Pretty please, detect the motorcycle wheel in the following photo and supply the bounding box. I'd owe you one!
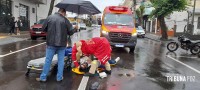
[167,42,179,52]
[190,45,200,55]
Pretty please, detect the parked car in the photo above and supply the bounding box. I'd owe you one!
[136,26,145,38]
[71,22,77,28]
[29,19,46,40]
[71,21,80,31]
[79,23,86,30]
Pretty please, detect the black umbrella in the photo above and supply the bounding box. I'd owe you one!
[55,0,101,15]
[80,1,101,14]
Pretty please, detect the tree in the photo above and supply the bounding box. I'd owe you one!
[133,0,137,25]
[150,0,187,40]
[135,5,145,26]
[48,0,55,16]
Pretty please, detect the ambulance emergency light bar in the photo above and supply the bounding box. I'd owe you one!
[109,6,128,12]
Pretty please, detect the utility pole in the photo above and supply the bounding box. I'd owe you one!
[133,0,136,24]
[191,0,196,34]
[36,4,38,23]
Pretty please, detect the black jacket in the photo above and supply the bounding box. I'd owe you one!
[42,12,75,47]
[17,20,22,28]
[9,18,15,27]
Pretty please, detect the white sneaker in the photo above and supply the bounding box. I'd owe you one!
[115,57,120,63]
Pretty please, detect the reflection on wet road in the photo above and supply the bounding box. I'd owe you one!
[0,27,200,90]
[0,40,45,55]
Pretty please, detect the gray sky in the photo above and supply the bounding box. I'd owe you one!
[85,0,123,12]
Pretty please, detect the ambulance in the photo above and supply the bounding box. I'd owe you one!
[101,6,137,52]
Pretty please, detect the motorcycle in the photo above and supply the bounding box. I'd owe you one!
[167,35,200,55]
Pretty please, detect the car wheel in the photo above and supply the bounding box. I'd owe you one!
[25,69,31,77]
[43,37,46,40]
[129,47,135,53]
[198,53,200,58]
[31,36,37,40]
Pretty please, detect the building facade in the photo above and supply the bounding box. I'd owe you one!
[122,0,200,36]
[0,0,51,33]
[165,0,200,35]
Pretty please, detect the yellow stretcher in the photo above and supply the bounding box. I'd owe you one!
[72,68,85,74]
[72,57,120,74]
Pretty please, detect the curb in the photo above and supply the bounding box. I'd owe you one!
[145,34,175,42]
[0,33,29,39]
[88,27,98,31]
[0,36,7,39]
[145,36,161,42]
[0,37,28,46]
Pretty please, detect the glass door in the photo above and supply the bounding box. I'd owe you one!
[19,4,29,31]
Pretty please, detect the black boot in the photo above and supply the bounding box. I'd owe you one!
[105,70,111,75]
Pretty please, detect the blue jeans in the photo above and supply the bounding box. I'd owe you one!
[40,46,65,81]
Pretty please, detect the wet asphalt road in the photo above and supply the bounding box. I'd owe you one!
[0,27,200,90]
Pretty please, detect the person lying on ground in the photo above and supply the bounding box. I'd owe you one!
[72,37,112,77]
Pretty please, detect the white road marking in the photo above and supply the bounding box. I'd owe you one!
[167,55,200,74]
[0,42,46,58]
[78,76,89,90]
[169,55,198,59]
[0,55,3,58]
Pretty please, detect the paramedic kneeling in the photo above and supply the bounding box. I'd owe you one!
[72,37,112,76]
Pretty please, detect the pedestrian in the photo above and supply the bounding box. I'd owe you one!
[8,17,15,35]
[36,8,78,82]
[16,17,22,35]
[72,56,120,75]
[72,37,112,77]
[97,18,101,25]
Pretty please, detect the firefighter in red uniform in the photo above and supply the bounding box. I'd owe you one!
[72,37,112,76]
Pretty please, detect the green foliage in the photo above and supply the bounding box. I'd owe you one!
[83,19,92,27]
[136,5,145,18]
[149,0,188,39]
[135,5,145,25]
[150,0,188,18]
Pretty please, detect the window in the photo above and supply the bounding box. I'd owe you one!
[198,17,200,29]
[104,14,134,27]
[0,0,12,25]
[32,8,35,13]
[36,19,46,24]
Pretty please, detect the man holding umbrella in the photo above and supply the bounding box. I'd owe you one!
[36,8,78,82]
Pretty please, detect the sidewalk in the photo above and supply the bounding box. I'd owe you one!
[0,31,30,45]
[0,26,98,39]
[0,27,97,46]
[145,33,176,42]
[0,31,30,39]
[145,33,162,42]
